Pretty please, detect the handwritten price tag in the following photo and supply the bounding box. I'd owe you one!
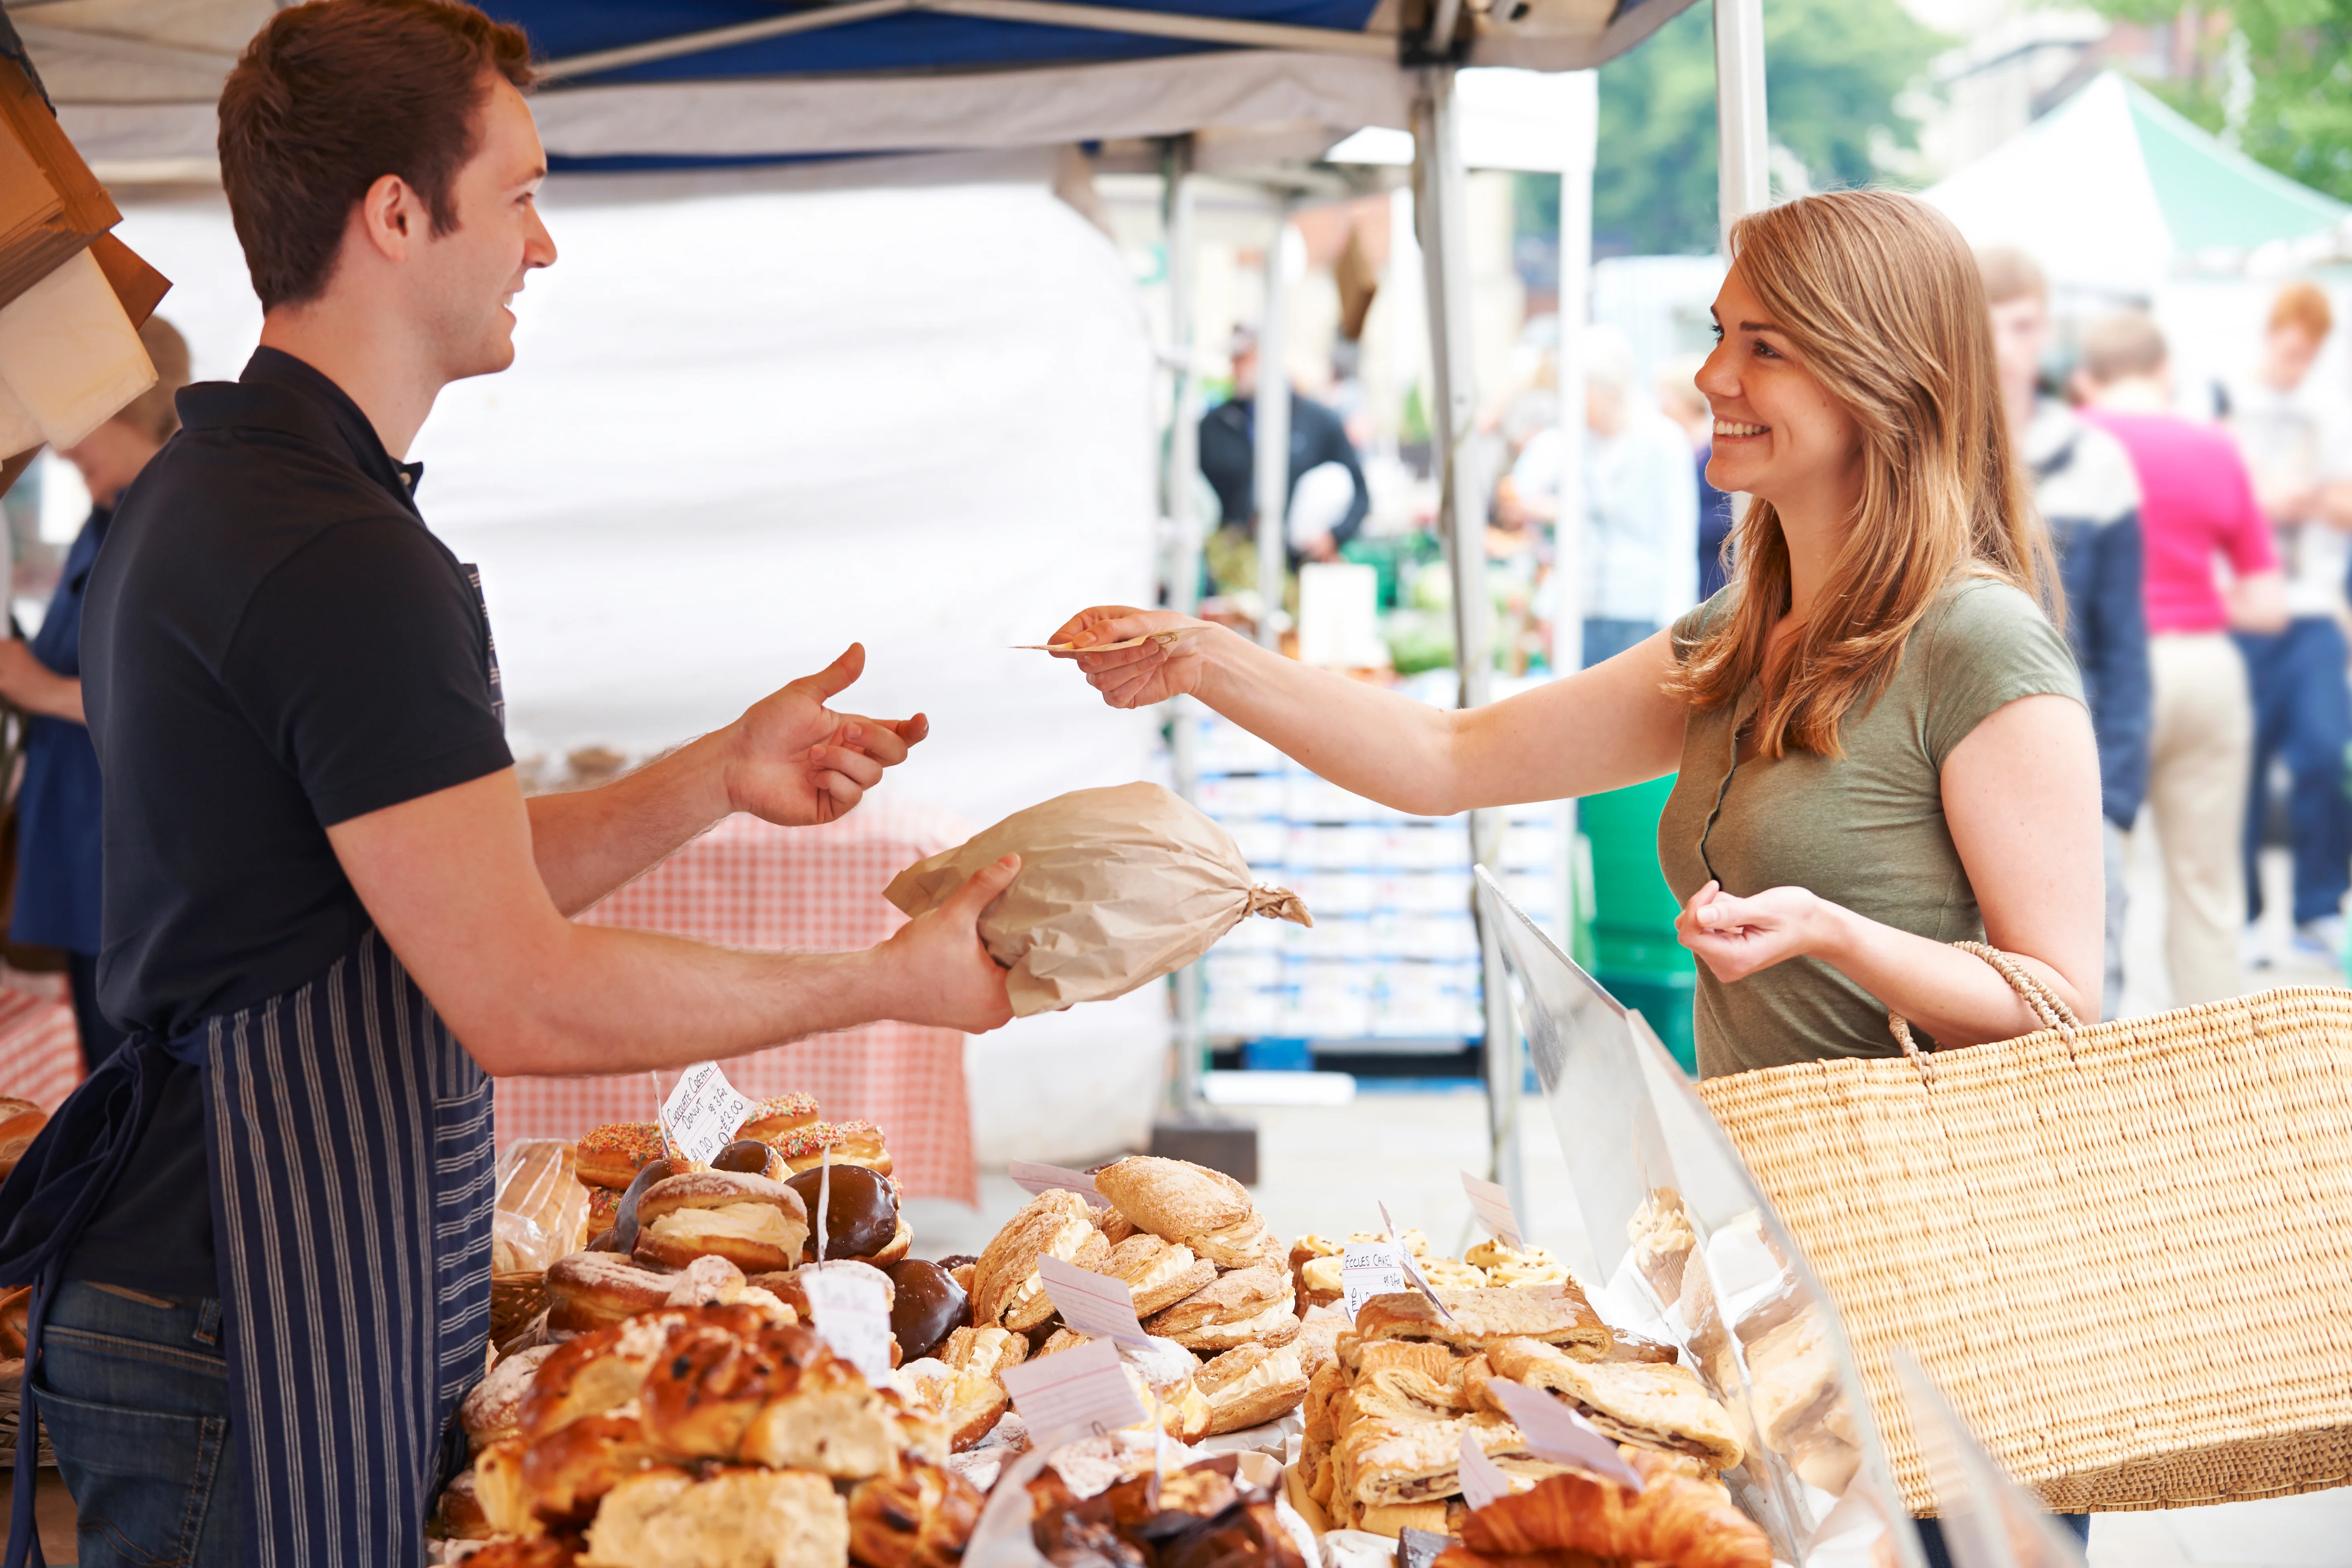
[1038,1255,1151,1348]
[1008,1161,1109,1207]
[1341,1241,1408,1322]
[1486,1379,1644,1491]
[661,1062,752,1166]
[1460,1171,1524,1250]
[999,1338,1147,1451]
[1379,1202,1456,1320]
[1458,1430,1511,1509]
[799,1265,895,1384]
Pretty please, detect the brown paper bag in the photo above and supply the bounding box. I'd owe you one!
[882,781,1311,1016]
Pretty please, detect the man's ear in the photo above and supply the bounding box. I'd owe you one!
[354,172,423,265]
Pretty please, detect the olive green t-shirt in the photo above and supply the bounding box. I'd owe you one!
[1658,577,2084,1078]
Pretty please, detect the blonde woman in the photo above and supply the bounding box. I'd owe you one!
[1048,190,2104,1071]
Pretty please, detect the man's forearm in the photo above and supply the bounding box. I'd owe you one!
[528,733,734,915]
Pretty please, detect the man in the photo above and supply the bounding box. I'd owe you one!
[0,4,1015,1564]
[2224,281,2352,965]
[1197,326,1369,564]
[1575,329,1696,667]
[0,317,188,1070]
[1654,353,1735,599]
[2077,310,2286,1007]
[1978,248,2148,1020]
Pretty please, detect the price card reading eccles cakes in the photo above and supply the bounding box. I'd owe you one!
[661,1062,753,1166]
[1378,1202,1457,1321]
[1000,1338,1147,1451]
[1340,1242,1408,1322]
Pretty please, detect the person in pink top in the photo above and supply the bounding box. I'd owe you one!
[2077,310,2287,1004]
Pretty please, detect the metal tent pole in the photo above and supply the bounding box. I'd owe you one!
[1713,0,1769,246]
[1162,138,1207,1119]
[1413,66,1523,1218]
[1252,200,1294,649]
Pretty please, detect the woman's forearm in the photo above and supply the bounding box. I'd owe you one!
[1812,900,2081,1047]
[1190,627,1470,816]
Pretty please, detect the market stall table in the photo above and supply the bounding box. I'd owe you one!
[492,797,981,1202]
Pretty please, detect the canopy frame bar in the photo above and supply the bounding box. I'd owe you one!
[535,0,1394,82]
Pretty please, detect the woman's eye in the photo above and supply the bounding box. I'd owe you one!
[1752,340,1779,359]
[1709,323,1725,342]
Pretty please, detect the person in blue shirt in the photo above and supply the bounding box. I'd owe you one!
[0,316,187,1070]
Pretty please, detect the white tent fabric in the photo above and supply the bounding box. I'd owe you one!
[103,163,1175,1163]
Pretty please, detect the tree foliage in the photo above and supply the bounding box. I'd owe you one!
[2083,0,2352,200]
[1541,0,1943,256]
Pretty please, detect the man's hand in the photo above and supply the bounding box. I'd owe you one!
[0,639,83,723]
[870,854,1021,1032]
[721,643,929,826]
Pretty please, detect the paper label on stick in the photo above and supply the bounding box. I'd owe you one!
[661,1062,752,1166]
[1037,1255,1150,1348]
[1486,1379,1644,1491]
[1460,1171,1524,1250]
[1008,1161,1108,1207]
[999,1338,1147,1452]
[1458,1430,1510,1510]
[1341,1242,1408,1322]
[799,1264,895,1384]
[1379,1202,1456,1319]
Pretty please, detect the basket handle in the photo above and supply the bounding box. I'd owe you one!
[1887,940,2082,1082]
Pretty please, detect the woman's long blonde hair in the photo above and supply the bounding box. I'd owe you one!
[1662,190,2053,759]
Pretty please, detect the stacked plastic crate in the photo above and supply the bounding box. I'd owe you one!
[1192,706,1571,1052]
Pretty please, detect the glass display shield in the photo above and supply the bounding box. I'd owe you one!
[1475,866,1922,1568]
[1892,1351,2089,1568]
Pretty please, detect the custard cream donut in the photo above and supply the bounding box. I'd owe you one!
[633,1171,810,1274]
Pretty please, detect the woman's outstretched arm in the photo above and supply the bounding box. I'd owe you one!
[1050,606,1689,816]
[1677,693,2105,1038]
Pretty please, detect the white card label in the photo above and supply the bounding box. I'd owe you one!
[1379,1201,1456,1320]
[1000,1338,1147,1451]
[1341,1241,1408,1322]
[1008,1161,1108,1207]
[1486,1379,1644,1491]
[800,1265,895,1385]
[1037,1254,1150,1348]
[1458,1430,1510,1510]
[661,1062,752,1166]
[1460,1171,1524,1250]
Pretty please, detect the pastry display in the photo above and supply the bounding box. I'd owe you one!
[712,1138,786,1180]
[896,1324,1027,1449]
[548,1253,693,1334]
[785,1164,910,1266]
[970,1188,1111,1333]
[1355,1282,1610,1358]
[1099,1233,1218,1317]
[574,1123,673,1191]
[1197,1341,1310,1435]
[1289,1234,1343,1312]
[1432,1448,1772,1568]
[1094,1155,1277,1268]
[881,1259,969,1364]
[1143,1261,1300,1352]
[1031,1327,1213,1442]
[1481,1337,1744,1476]
[632,1170,810,1274]
[738,1092,823,1142]
[495,1141,596,1273]
[582,1467,847,1568]
[463,1343,561,1450]
[846,1459,982,1568]
[1629,1187,1698,1306]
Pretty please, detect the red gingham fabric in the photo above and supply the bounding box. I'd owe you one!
[0,968,82,1110]
[493,798,978,1202]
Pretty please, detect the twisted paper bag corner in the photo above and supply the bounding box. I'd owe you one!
[1247,885,1313,928]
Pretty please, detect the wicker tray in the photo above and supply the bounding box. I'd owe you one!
[1699,984,2352,1512]
[489,1270,548,1348]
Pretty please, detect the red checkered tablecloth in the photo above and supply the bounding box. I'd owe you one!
[0,968,81,1110]
[493,797,979,1202]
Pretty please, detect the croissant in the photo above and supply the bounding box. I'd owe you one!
[1461,1451,1770,1568]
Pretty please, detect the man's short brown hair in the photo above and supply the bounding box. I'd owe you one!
[115,317,192,444]
[2079,310,2168,384]
[2270,281,2334,343]
[1975,246,2047,308]
[217,0,532,311]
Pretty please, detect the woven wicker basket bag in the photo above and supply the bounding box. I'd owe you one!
[1696,947,2352,1513]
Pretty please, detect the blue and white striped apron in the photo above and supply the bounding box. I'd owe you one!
[0,568,507,1568]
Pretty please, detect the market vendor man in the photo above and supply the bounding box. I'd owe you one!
[0,2,1018,1564]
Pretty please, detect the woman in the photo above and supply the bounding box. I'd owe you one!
[0,316,189,1070]
[1051,189,2102,1073]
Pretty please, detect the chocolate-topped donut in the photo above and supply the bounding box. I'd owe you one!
[785,1163,898,1260]
[605,1157,678,1253]
[711,1139,782,1179]
[884,1258,970,1363]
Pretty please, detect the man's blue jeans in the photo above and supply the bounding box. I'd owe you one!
[2235,617,2352,926]
[34,1281,239,1568]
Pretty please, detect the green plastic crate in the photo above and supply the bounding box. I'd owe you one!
[1580,775,1697,1074]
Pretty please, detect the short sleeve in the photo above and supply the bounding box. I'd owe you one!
[1921,579,2085,771]
[222,516,513,826]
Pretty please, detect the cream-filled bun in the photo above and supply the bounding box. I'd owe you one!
[633,1170,809,1273]
[1100,1235,1218,1319]
[972,1189,1111,1333]
[1143,1262,1298,1351]
[1197,1341,1310,1434]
